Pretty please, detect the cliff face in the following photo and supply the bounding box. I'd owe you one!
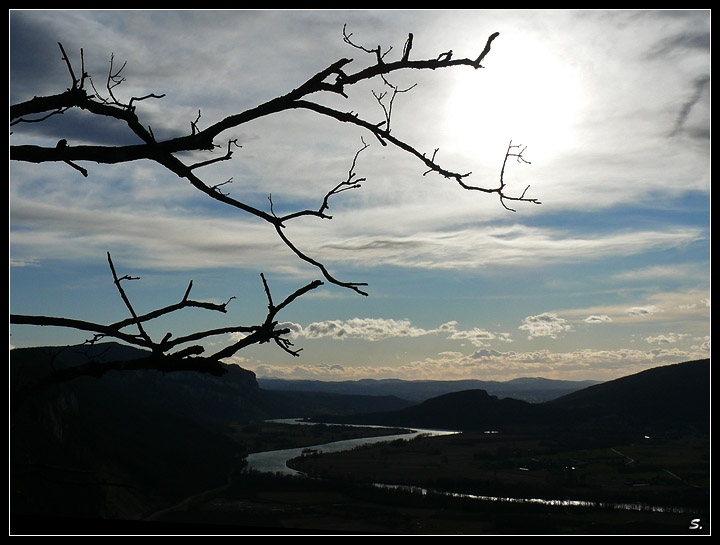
[10,343,259,520]
[11,342,262,429]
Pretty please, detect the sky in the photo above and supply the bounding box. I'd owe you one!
[9,9,710,383]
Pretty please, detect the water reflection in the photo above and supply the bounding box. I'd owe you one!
[242,419,694,515]
[244,419,458,477]
[374,484,694,514]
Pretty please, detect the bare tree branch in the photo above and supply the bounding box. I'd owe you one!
[208,275,324,360]
[10,313,154,349]
[10,255,324,391]
[10,27,539,391]
[106,252,153,348]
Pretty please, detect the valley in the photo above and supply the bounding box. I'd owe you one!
[135,428,711,535]
[9,344,710,535]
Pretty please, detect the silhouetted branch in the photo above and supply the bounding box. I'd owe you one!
[208,275,324,360]
[372,75,417,134]
[10,29,538,294]
[278,138,369,223]
[454,140,541,212]
[476,32,500,65]
[106,252,152,347]
[10,256,323,389]
[10,27,542,395]
[58,42,84,90]
[108,284,235,333]
[10,314,154,349]
[189,139,241,170]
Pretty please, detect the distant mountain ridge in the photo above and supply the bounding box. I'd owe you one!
[259,375,601,403]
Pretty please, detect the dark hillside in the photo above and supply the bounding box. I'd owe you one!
[316,359,710,439]
[10,342,413,521]
[547,358,710,435]
[312,388,563,432]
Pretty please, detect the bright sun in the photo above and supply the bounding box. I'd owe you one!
[444,34,585,164]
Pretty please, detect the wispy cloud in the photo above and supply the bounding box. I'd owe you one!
[611,263,709,282]
[557,289,710,326]
[12,186,705,275]
[670,74,710,138]
[317,224,705,271]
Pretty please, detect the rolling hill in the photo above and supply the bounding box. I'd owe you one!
[547,358,710,435]
[313,359,710,439]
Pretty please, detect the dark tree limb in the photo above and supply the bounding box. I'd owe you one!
[11,254,323,394]
[10,31,537,292]
[10,314,154,349]
[106,252,153,348]
[10,28,538,393]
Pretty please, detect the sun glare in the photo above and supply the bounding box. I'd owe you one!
[444,34,585,163]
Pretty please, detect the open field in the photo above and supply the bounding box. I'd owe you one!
[288,431,709,511]
[143,429,709,535]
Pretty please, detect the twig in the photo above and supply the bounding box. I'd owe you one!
[106,252,152,346]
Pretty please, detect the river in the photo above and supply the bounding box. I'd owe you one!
[242,419,695,515]
[243,418,458,476]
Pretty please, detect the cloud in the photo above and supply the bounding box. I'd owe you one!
[10,11,709,281]
[646,25,710,59]
[611,263,708,282]
[645,333,688,345]
[9,194,295,272]
[556,289,710,325]
[625,305,662,316]
[252,361,348,380]
[289,318,434,342]
[9,257,39,267]
[518,313,573,339]
[467,348,505,359]
[446,327,506,347]
[275,322,304,337]
[584,315,612,324]
[11,187,705,274]
[280,317,511,347]
[670,74,710,138]
[249,344,709,382]
[317,224,705,272]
